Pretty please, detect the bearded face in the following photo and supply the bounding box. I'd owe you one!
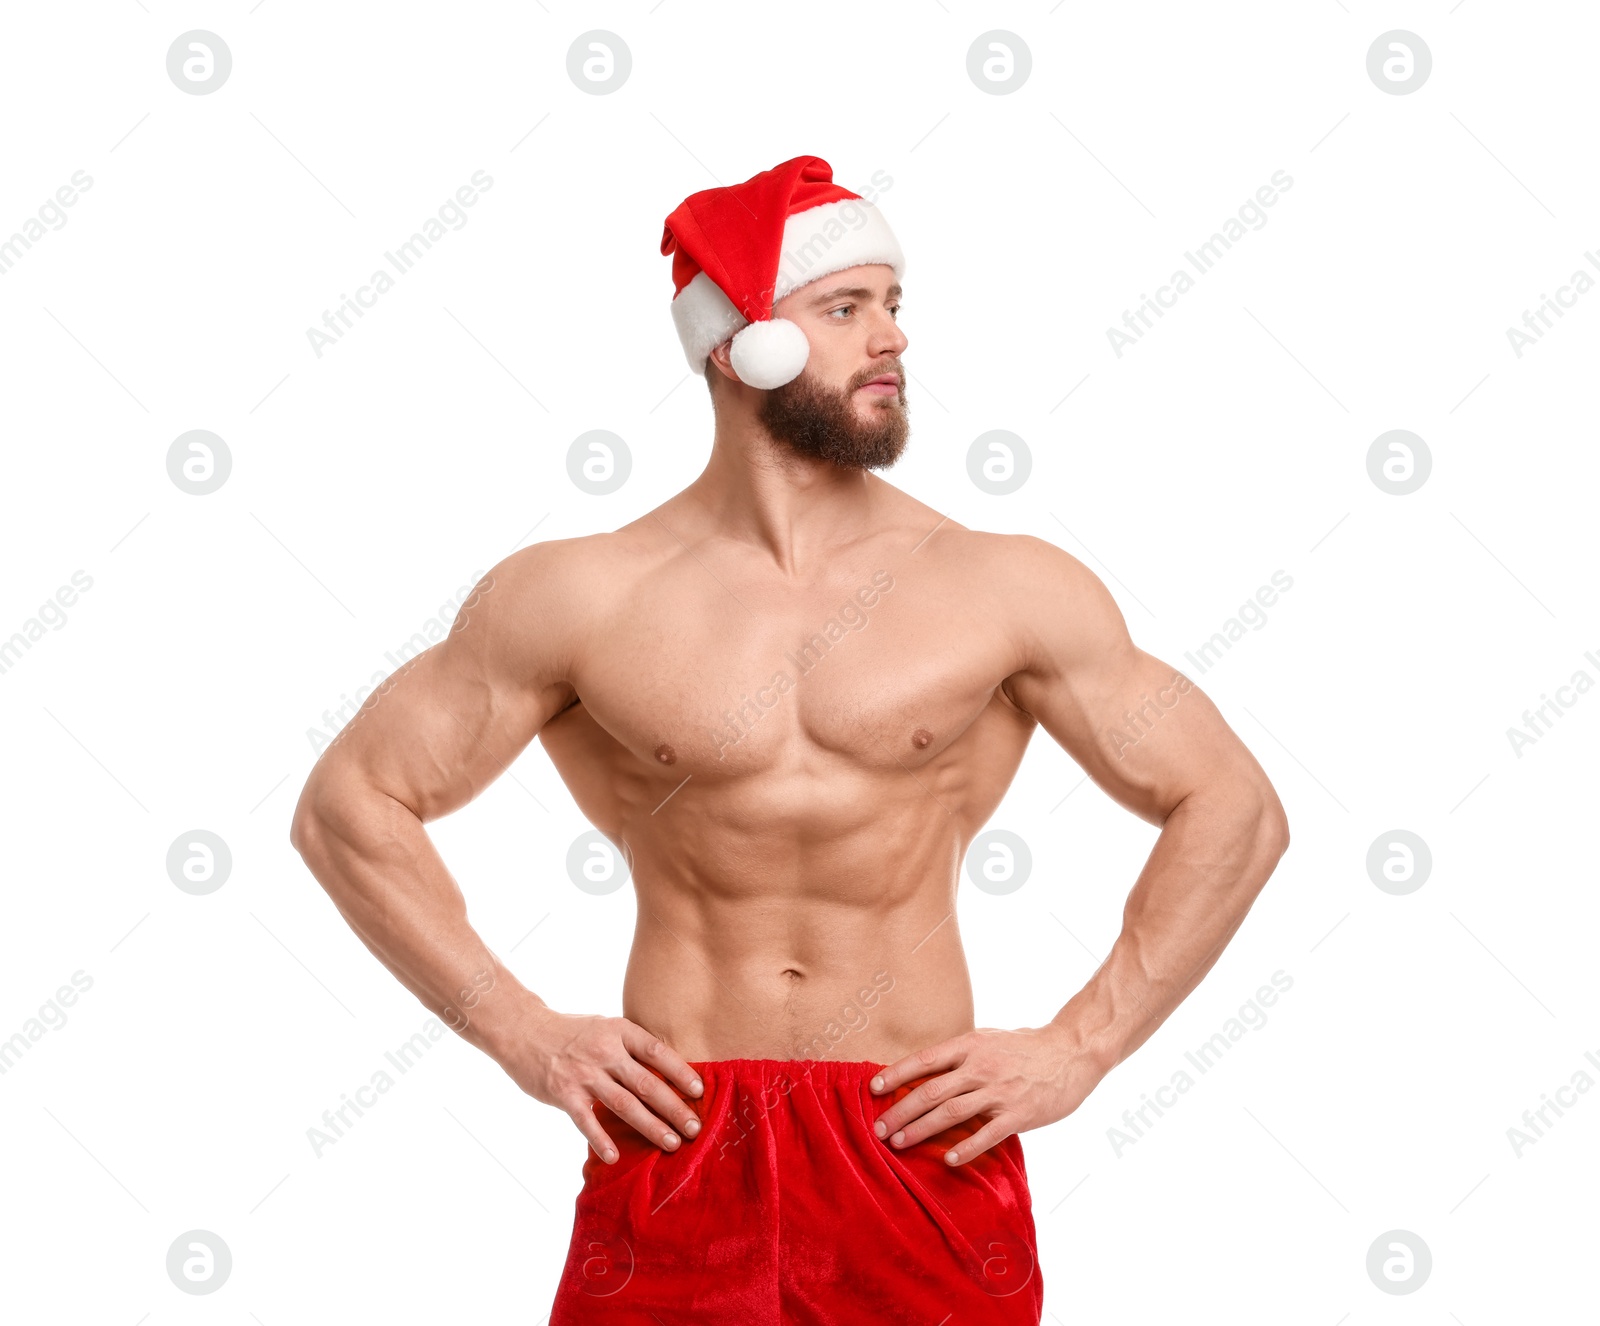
[755,359,910,472]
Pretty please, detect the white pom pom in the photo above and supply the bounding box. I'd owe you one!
[729,318,810,389]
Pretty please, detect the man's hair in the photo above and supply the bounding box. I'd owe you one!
[703,354,718,401]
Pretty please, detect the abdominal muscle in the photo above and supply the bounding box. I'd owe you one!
[615,805,979,1064]
[621,889,977,1064]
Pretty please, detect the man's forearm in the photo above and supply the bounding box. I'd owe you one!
[289,783,549,1064]
[1048,786,1289,1075]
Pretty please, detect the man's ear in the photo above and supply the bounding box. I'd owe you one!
[706,341,741,390]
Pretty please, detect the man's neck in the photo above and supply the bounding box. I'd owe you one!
[678,416,883,578]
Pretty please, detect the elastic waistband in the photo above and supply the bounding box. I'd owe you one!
[684,1057,887,1079]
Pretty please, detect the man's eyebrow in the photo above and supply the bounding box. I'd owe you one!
[805,282,903,308]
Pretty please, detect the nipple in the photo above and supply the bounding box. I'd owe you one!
[654,743,677,765]
[911,728,933,749]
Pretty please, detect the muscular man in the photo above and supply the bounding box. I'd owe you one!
[290,156,1289,1323]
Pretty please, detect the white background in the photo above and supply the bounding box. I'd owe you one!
[1,2,1595,1321]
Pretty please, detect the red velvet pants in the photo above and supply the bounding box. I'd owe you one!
[548,1057,1043,1323]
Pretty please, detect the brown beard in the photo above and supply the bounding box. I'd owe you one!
[756,364,910,471]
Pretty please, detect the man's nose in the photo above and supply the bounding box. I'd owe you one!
[870,310,908,358]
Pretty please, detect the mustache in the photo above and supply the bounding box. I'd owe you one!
[852,365,904,389]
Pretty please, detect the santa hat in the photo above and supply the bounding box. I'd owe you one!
[661,155,905,390]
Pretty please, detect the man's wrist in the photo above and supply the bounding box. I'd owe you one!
[458,983,556,1064]
[1043,1012,1124,1080]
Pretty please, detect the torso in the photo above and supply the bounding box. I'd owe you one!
[536,483,1039,1062]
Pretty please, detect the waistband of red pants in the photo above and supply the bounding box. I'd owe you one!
[684,1057,887,1075]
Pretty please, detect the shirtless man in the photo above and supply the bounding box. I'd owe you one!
[289,156,1289,1323]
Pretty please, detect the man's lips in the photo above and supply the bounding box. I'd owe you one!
[858,374,901,395]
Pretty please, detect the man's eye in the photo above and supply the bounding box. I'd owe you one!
[828,306,852,319]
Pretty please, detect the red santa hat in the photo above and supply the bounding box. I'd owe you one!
[661,155,906,389]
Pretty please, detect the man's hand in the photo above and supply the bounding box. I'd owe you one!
[867,1025,1104,1166]
[507,1009,706,1164]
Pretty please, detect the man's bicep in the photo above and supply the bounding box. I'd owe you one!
[1004,543,1243,826]
[307,556,575,823]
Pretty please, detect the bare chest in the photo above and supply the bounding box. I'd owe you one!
[563,565,1018,780]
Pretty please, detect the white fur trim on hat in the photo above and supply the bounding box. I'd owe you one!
[671,197,905,376]
[729,318,811,389]
[669,271,747,375]
[771,197,905,304]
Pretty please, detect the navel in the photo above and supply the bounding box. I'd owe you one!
[911,727,934,749]
[654,743,677,765]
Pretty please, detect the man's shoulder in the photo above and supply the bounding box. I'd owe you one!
[916,524,1127,680]
[482,514,698,627]
[443,529,655,685]
[495,527,645,581]
[916,520,1096,595]
[850,478,1106,607]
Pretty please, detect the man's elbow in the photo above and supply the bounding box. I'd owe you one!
[288,768,340,861]
[288,782,322,860]
[289,769,411,869]
[1256,788,1290,861]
